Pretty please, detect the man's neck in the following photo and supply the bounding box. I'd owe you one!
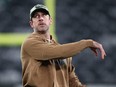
[34,31,50,40]
[44,32,50,40]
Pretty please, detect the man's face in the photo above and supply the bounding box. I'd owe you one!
[30,11,52,33]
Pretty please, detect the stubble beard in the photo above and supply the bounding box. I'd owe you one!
[36,26,49,34]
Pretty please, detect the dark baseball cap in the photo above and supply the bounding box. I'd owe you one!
[30,4,50,19]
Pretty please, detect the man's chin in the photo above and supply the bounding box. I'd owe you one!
[37,29,48,34]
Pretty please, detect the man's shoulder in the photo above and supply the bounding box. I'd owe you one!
[25,33,43,41]
[21,34,45,51]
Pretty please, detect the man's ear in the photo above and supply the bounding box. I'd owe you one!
[50,17,52,25]
[29,20,34,28]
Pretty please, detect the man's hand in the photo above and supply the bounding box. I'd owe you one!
[90,41,106,59]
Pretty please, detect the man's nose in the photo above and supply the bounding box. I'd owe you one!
[39,16,44,21]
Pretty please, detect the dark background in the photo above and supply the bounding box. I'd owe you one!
[0,0,116,87]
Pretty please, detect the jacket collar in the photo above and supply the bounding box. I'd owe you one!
[31,32,53,41]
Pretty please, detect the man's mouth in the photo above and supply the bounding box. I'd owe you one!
[39,23,45,25]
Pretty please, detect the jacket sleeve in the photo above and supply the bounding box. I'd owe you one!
[22,38,93,60]
[68,58,86,87]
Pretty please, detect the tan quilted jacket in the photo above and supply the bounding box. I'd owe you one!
[21,32,93,87]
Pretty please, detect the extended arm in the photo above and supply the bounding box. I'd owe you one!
[23,38,106,60]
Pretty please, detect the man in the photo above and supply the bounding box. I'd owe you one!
[21,4,106,87]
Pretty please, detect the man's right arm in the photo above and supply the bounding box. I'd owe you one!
[22,38,105,60]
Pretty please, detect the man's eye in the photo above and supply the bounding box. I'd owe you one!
[33,15,38,18]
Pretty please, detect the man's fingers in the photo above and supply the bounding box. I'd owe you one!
[90,47,98,56]
[92,41,106,59]
[99,45,106,59]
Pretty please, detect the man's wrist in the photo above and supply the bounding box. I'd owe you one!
[81,39,94,47]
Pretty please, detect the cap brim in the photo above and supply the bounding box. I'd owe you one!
[30,8,50,19]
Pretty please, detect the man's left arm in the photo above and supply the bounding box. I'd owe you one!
[68,58,86,87]
[69,68,86,87]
